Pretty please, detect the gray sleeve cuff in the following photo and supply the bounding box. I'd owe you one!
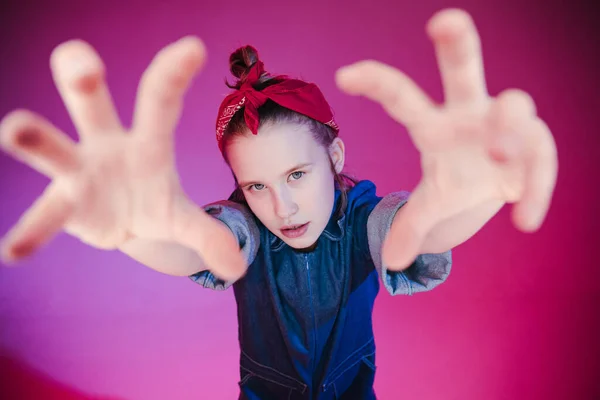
[367,191,452,296]
[189,200,260,291]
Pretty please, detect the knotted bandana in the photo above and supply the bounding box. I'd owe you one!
[215,61,339,153]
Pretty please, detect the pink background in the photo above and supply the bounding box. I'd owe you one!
[1,0,598,399]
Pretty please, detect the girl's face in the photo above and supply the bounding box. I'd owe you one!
[227,122,345,250]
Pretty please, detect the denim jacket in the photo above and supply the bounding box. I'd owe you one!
[190,180,452,399]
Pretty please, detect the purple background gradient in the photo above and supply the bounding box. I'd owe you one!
[1,0,598,399]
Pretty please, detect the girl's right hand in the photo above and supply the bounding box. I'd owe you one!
[0,37,247,281]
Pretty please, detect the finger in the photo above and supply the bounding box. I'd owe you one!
[50,40,122,139]
[0,109,80,178]
[381,191,437,270]
[133,36,206,142]
[1,182,74,264]
[511,118,558,232]
[335,60,435,129]
[487,89,537,163]
[426,9,488,104]
[170,200,247,281]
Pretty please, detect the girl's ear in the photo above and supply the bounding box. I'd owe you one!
[329,137,346,174]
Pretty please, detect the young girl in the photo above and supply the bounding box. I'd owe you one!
[0,8,557,400]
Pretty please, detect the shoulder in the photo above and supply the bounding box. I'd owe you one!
[203,199,261,264]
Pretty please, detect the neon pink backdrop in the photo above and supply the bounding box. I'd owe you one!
[1,0,598,399]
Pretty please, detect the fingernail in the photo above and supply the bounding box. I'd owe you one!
[336,66,354,80]
[0,245,16,266]
[64,55,102,93]
[66,54,93,76]
[522,205,543,232]
[0,253,13,265]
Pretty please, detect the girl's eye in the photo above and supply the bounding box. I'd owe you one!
[247,172,303,192]
[290,171,304,180]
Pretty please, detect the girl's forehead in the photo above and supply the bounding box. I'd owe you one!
[232,124,321,162]
[228,124,325,179]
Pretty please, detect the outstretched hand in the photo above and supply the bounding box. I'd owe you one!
[335,9,558,269]
[0,37,246,280]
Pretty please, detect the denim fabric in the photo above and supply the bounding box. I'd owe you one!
[190,180,452,399]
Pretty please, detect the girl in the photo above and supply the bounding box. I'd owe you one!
[0,8,557,400]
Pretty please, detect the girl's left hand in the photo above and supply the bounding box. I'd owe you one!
[335,8,558,268]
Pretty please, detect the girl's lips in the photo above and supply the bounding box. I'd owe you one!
[281,222,309,238]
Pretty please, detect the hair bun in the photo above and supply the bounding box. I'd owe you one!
[228,45,260,87]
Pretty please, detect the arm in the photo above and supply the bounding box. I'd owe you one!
[336,9,557,271]
[367,191,452,296]
[119,235,209,277]
[402,198,505,255]
[120,200,260,289]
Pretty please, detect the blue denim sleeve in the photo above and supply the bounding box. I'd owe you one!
[366,191,452,296]
[188,200,260,291]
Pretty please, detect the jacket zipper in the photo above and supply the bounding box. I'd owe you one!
[305,253,318,374]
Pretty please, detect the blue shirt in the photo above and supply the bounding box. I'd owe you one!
[190,180,452,399]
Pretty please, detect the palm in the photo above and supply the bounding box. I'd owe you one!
[336,9,557,265]
[61,133,181,248]
[411,105,526,215]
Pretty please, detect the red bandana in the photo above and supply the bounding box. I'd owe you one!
[215,61,339,153]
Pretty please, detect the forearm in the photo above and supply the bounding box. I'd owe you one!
[414,199,505,254]
[118,236,207,277]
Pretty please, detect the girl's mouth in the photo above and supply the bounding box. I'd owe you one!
[281,222,309,238]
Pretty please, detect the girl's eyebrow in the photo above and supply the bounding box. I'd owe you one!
[238,162,313,188]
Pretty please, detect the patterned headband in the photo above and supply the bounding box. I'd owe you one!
[215,61,339,154]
